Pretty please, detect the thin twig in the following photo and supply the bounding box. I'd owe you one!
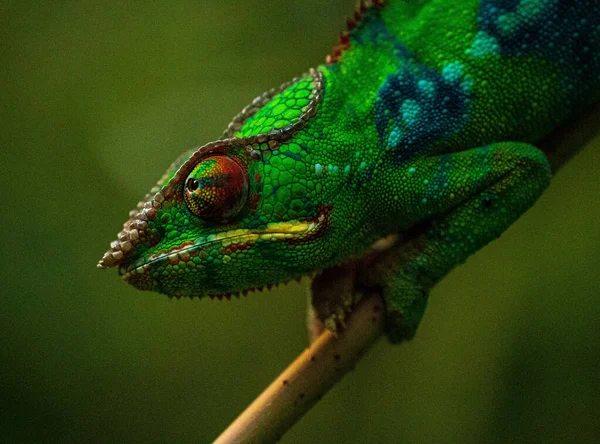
[214,292,384,444]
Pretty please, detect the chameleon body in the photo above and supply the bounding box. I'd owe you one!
[99,0,600,342]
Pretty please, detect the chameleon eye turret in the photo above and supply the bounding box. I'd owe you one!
[184,155,249,221]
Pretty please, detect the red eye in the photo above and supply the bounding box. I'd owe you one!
[184,155,248,221]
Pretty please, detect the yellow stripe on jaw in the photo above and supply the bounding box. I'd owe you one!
[213,219,316,246]
[264,220,313,234]
[124,219,319,278]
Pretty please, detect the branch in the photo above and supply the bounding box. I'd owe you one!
[214,292,384,444]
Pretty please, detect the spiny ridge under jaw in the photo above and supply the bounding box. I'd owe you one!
[168,274,315,301]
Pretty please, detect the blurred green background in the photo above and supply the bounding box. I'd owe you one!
[1,1,599,443]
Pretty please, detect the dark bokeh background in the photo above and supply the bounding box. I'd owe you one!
[1,1,599,442]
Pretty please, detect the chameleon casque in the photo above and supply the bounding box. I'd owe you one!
[99,0,600,342]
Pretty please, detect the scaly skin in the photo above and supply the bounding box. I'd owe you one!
[99,0,600,342]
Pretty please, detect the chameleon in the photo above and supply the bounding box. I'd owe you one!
[99,0,600,343]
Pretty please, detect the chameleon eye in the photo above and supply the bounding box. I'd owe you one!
[184,155,249,221]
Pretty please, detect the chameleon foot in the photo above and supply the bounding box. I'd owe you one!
[307,263,363,343]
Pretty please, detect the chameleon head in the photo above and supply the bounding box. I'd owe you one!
[98,137,331,298]
[98,69,338,298]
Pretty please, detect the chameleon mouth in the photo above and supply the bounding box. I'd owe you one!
[119,214,327,284]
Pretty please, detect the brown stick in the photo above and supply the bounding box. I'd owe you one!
[214,292,384,444]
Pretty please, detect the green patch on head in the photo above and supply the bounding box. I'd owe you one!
[237,76,315,137]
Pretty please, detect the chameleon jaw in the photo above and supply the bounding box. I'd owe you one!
[119,214,327,294]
